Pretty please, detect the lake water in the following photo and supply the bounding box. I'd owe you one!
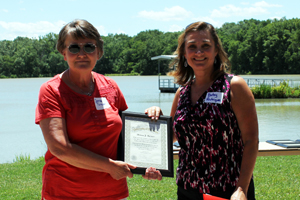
[1,75,300,164]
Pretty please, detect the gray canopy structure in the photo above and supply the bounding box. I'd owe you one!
[151,55,178,92]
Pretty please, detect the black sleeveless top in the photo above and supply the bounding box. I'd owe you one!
[173,74,244,194]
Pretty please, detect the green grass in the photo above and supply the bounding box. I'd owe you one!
[127,163,178,200]
[253,156,300,200]
[1,156,300,199]
[0,156,44,199]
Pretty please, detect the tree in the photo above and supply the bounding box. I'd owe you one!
[1,18,300,78]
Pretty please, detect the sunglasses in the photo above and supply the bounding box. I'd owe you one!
[67,43,97,54]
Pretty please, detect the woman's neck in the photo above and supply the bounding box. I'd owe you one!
[61,69,95,96]
[67,69,93,87]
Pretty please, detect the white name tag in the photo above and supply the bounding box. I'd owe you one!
[204,92,224,104]
[94,97,111,110]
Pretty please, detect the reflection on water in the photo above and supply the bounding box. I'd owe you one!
[117,76,300,142]
[0,76,299,163]
[114,76,175,115]
[255,98,300,142]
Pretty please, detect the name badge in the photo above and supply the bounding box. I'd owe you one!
[94,97,111,110]
[204,92,224,104]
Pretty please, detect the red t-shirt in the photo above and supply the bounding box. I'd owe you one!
[35,73,128,200]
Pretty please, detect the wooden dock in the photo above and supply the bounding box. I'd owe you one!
[150,55,179,93]
[173,142,300,159]
[257,142,300,156]
[159,79,179,93]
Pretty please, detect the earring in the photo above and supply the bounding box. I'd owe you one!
[214,58,217,64]
[184,61,188,67]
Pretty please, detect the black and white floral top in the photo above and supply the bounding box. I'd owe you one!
[173,74,244,194]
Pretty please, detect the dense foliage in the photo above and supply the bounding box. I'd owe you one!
[219,17,300,74]
[0,18,300,78]
[251,81,300,98]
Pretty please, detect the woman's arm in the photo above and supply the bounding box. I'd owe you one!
[142,88,181,180]
[145,87,181,143]
[39,117,136,180]
[230,76,259,199]
[170,88,181,143]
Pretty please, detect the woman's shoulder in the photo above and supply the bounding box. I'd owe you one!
[93,72,115,83]
[37,75,64,100]
[40,74,62,90]
[221,73,245,84]
[229,74,247,86]
[93,72,120,89]
[178,83,190,95]
[229,75,251,96]
[93,72,115,82]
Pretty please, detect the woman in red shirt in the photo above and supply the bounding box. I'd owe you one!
[36,19,161,200]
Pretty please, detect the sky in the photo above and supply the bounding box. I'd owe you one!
[0,0,299,41]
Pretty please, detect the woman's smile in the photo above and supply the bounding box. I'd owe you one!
[184,30,218,71]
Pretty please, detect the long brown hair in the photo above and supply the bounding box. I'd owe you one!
[168,22,231,86]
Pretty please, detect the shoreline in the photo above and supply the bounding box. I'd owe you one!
[1,73,300,79]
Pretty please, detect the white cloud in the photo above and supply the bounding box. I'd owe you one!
[117,30,126,35]
[191,17,221,27]
[211,1,283,18]
[253,1,282,8]
[270,16,282,20]
[95,25,107,36]
[0,20,66,40]
[168,24,184,32]
[2,9,8,13]
[241,2,250,6]
[167,17,223,33]
[212,4,269,18]
[138,6,193,21]
[211,5,268,18]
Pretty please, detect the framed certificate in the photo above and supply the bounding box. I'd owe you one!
[117,111,174,177]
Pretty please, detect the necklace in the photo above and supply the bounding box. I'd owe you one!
[80,82,94,96]
[65,70,94,96]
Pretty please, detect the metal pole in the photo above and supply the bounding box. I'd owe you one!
[158,60,160,89]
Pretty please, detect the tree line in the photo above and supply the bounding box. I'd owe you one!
[0,18,299,78]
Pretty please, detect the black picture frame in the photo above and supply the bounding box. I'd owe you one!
[117,111,174,177]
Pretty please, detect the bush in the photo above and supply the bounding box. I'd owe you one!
[291,90,300,98]
[260,84,272,98]
[251,84,272,98]
[271,86,285,98]
[10,74,18,78]
[13,154,31,162]
[251,81,300,98]
[251,86,262,98]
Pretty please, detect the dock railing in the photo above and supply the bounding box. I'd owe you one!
[244,78,299,88]
[159,79,179,93]
[159,78,300,92]
[151,55,300,92]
